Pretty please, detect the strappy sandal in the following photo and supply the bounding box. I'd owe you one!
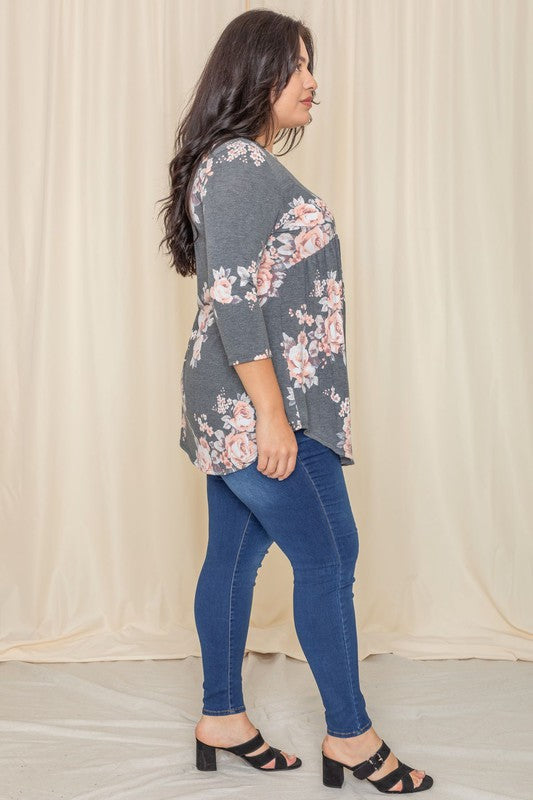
[322,738,433,793]
[196,727,302,772]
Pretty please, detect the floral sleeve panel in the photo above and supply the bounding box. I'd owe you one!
[179,137,355,475]
[190,138,279,367]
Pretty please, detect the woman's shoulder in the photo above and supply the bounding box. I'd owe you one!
[190,136,281,225]
[202,138,278,191]
[208,135,269,164]
[199,136,280,199]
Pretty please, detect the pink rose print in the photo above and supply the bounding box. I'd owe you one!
[197,284,214,332]
[224,431,258,468]
[188,282,216,368]
[231,400,256,432]
[189,156,214,224]
[196,437,214,472]
[291,201,325,229]
[246,195,336,304]
[256,262,274,297]
[294,225,329,260]
[209,264,263,313]
[281,268,347,393]
[316,271,344,313]
[210,267,237,303]
[181,142,355,473]
[324,309,344,355]
[282,331,318,392]
[334,395,353,459]
[189,391,260,475]
[342,413,352,460]
[326,276,343,310]
[223,139,267,167]
[192,335,203,363]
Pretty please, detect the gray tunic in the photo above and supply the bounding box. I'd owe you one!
[179,136,355,475]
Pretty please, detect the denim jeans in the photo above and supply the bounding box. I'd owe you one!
[193,428,373,737]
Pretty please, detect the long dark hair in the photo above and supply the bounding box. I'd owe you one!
[157,8,317,278]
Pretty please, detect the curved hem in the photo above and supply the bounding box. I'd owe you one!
[293,426,355,467]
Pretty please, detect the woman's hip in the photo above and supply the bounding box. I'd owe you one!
[211,431,359,568]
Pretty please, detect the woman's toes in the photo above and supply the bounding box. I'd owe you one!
[282,750,297,766]
[410,769,426,788]
[389,769,425,791]
[261,749,297,768]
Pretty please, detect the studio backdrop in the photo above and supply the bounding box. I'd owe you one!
[1,0,532,662]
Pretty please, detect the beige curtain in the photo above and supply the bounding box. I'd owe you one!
[1,0,532,663]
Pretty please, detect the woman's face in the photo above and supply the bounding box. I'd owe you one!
[270,36,318,135]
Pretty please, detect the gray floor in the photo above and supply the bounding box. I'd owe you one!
[1,652,532,799]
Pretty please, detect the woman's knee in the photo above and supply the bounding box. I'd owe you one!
[331,516,360,570]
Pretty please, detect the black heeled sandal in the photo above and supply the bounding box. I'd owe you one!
[322,738,433,793]
[196,727,302,772]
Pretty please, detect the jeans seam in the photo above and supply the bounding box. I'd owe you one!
[226,509,253,711]
[296,453,364,733]
[203,706,246,714]
[327,719,373,736]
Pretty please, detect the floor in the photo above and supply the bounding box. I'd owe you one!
[1,651,532,799]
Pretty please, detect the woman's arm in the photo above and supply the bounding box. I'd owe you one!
[233,358,297,480]
[200,143,297,479]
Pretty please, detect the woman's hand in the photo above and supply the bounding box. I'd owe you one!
[231,357,297,480]
[255,409,298,480]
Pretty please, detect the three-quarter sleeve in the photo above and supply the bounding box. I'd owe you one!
[201,145,280,366]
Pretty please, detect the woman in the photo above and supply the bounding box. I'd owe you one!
[159,8,433,794]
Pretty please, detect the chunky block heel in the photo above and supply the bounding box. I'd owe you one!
[322,752,345,787]
[196,737,217,770]
[195,728,302,773]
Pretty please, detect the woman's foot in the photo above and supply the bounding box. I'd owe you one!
[322,727,427,791]
[195,712,297,769]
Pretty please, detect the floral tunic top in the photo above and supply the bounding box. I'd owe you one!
[179,136,354,475]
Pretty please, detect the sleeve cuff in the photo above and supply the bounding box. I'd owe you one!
[228,347,273,366]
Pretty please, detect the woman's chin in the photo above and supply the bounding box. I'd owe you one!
[297,111,312,125]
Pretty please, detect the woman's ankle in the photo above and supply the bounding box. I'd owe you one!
[200,711,248,723]
[323,726,380,750]
[196,711,252,734]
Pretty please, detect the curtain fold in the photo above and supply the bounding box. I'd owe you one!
[1,0,531,662]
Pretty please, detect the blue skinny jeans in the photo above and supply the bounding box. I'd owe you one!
[193,428,373,737]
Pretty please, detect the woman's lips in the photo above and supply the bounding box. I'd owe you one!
[301,100,312,107]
